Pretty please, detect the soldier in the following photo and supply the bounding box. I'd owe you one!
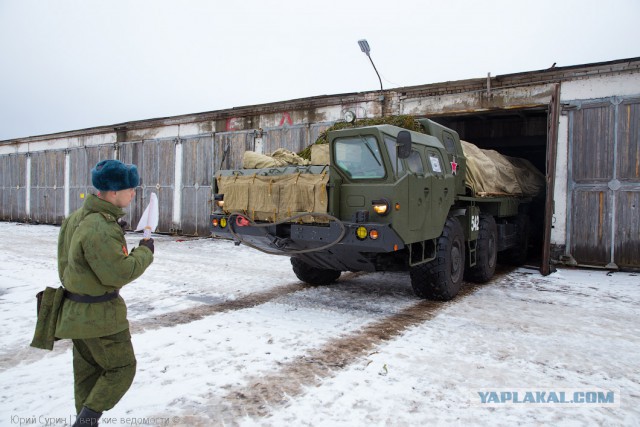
[56,159,154,427]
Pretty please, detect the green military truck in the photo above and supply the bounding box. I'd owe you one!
[210,118,541,300]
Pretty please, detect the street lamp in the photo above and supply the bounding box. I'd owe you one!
[358,39,383,91]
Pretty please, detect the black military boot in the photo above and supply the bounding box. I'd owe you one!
[72,406,102,427]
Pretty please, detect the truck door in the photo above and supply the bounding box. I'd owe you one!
[426,150,449,236]
[407,149,432,232]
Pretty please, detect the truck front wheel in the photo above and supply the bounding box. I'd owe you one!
[410,217,465,301]
[290,257,341,286]
[464,214,497,283]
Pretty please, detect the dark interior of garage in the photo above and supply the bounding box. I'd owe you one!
[431,108,549,266]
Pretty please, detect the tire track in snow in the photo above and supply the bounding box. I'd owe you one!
[0,274,365,372]
[129,272,367,333]
[200,280,489,423]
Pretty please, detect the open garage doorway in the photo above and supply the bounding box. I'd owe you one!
[429,103,557,275]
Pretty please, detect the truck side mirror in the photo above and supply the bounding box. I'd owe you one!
[397,131,412,159]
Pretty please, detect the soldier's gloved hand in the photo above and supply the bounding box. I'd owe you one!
[139,238,155,254]
[117,218,128,233]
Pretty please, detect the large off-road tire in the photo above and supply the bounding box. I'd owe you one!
[464,214,497,283]
[498,213,530,266]
[410,217,465,301]
[290,257,341,286]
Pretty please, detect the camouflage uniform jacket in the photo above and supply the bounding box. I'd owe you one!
[55,194,153,339]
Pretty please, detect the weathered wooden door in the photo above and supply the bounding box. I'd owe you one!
[68,145,115,214]
[0,154,27,221]
[541,85,560,275]
[181,134,215,236]
[568,97,640,269]
[119,138,175,233]
[30,150,65,224]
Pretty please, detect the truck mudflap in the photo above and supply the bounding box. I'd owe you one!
[210,212,405,272]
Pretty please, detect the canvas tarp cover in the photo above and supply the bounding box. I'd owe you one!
[461,140,545,197]
[217,172,330,223]
[310,144,330,166]
[243,149,310,169]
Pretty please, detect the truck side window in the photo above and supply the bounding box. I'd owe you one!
[443,132,456,154]
[383,135,405,175]
[406,150,424,174]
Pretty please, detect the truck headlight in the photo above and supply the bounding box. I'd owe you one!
[356,226,368,240]
[372,198,390,216]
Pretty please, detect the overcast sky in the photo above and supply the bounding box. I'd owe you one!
[0,0,638,141]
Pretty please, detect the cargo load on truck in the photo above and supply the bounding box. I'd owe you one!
[242,148,310,169]
[461,141,544,198]
[217,171,330,223]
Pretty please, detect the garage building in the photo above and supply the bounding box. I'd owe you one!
[1,57,639,273]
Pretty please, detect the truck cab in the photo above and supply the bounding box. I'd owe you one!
[329,124,459,244]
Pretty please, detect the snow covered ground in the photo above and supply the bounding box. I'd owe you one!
[0,221,638,426]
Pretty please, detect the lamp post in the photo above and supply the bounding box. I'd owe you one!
[358,39,383,92]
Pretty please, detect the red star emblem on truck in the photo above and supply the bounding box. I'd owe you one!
[450,156,458,175]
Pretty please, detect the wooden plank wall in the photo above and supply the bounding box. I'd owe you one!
[569,97,640,268]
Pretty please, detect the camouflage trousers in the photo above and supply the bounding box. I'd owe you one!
[72,329,137,414]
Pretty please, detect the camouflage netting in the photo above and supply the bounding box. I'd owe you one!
[298,115,423,160]
[217,172,330,223]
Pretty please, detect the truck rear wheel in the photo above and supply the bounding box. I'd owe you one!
[464,214,497,283]
[410,217,465,301]
[290,257,341,286]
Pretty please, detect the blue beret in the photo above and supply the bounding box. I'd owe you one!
[91,160,140,191]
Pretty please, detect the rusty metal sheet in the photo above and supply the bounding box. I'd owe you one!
[181,135,214,236]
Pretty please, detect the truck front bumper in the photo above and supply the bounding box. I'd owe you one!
[210,213,405,272]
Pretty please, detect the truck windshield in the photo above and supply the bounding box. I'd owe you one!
[334,135,386,179]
